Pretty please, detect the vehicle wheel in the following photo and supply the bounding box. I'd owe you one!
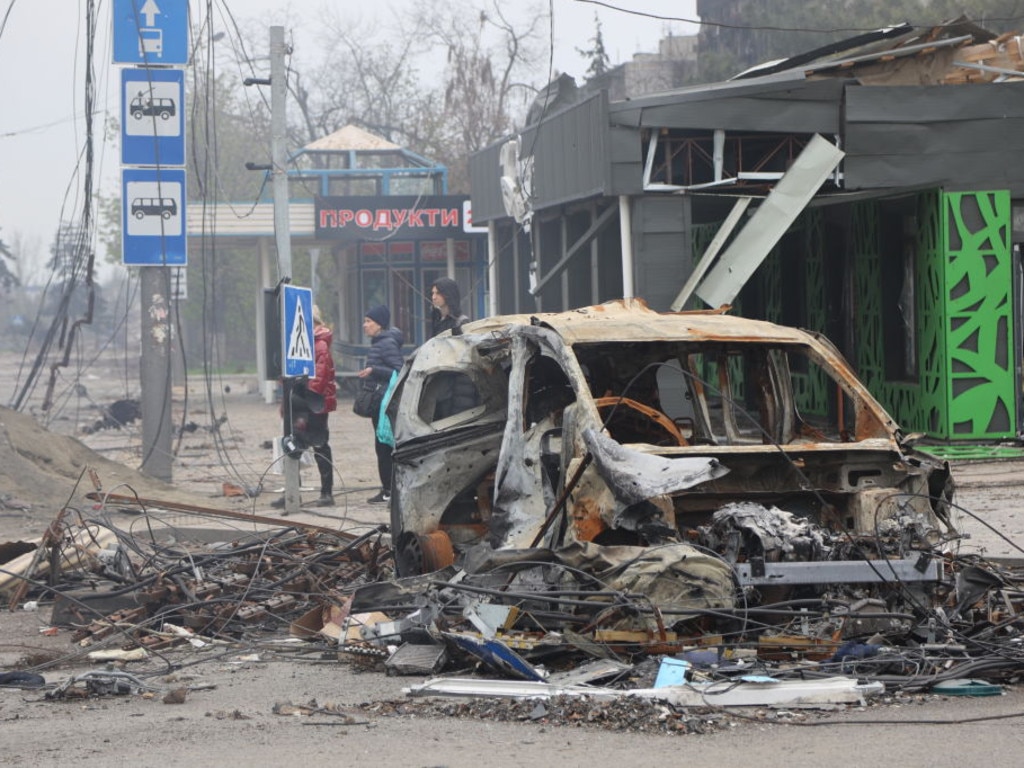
[161,211,172,220]
[160,111,170,120]
[134,211,145,219]
[393,530,454,576]
[131,110,143,120]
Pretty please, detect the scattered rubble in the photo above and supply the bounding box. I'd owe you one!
[4,303,1024,733]
[1,460,1023,725]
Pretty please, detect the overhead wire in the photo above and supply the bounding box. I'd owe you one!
[8,0,135,427]
[574,0,1024,33]
[0,0,18,41]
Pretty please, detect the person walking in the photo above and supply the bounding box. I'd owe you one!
[430,277,470,338]
[358,305,404,503]
[273,304,337,509]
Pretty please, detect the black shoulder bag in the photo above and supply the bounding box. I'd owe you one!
[352,380,383,418]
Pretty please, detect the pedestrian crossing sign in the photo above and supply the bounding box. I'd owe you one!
[282,285,314,377]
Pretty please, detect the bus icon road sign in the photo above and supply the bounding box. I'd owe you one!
[282,285,314,378]
[121,68,184,166]
[112,0,189,66]
[121,167,187,266]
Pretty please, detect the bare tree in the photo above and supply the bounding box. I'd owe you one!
[279,2,547,192]
[289,14,431,154]
[0,228,19,291]
[413,1,547,190]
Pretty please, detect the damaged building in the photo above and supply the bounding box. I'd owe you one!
[469,18,1024,443]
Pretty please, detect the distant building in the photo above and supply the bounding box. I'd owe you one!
[188,125,488,389]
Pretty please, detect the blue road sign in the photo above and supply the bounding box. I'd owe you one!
[112,0,189,66]
[121,68,184,166]
[121,167,187,266]
[282,286,315,378]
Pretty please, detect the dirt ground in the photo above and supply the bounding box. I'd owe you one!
[3,352,1024,766]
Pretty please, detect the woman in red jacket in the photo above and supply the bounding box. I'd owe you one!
[272,305,338,509]
[306,304,338,506]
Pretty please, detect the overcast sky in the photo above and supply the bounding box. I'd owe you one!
[0,0,698,272]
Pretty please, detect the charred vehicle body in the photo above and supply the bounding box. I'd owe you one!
[387,300,956,645]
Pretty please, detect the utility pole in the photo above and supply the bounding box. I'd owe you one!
[140,268,173,481]
[112,0,189,484]
[269,25,301,515]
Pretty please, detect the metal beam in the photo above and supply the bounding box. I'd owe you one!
[734,557,941,586]
[670,196,751,311]
[695,134,844,308]
[531,204,617,295]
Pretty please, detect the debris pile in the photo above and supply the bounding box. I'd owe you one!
[2,484,1024,714]
[4,304,1024,722]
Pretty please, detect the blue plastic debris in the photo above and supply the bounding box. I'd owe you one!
[654,657,691,688]
[830,641,881,663]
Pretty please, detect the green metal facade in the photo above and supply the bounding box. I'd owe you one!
[860,191,1014,438]
[851,191,1014,438]
[853,191,1015,439]
[699,190,1016,440]
[942,191,1015,438]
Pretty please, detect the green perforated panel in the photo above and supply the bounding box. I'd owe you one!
[943,191,1015,438]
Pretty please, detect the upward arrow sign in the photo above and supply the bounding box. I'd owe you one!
[140,0,161,27]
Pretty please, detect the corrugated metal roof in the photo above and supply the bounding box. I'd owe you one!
[802,35,972,77]
[607,75,845,133]
[186,202,314,237]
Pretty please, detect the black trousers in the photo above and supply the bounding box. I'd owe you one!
[370,411,393,493]
[308,413,333,495]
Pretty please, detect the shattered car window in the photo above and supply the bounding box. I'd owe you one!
[575,341,879,448]
[418,370,483,425]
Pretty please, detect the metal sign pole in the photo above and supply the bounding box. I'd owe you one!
[269,26,300,513]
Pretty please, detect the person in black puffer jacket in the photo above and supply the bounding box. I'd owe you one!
[358,305,404,503]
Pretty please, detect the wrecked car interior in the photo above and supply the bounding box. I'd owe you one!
[4,300,1024,711]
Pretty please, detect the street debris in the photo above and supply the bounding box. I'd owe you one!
[272,700,367,723]
[4,302,1024,730]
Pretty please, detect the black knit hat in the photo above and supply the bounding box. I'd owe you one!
[365,305,390,328]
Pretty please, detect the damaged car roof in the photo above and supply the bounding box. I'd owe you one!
[460,301,829,345]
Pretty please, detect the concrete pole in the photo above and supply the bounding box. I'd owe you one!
[446,237,456,279]
[487,222,498,317]
[310,247,320,301]
[140,267,173,481]
[271,26,292,279]
[270,25,300,513]
[619,195,635,299]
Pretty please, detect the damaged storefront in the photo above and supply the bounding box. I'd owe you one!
[469,19,1024,442]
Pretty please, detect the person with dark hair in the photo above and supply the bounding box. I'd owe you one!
[430,277,470,338]
[428,277,480,420]
[358,305,404,503]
